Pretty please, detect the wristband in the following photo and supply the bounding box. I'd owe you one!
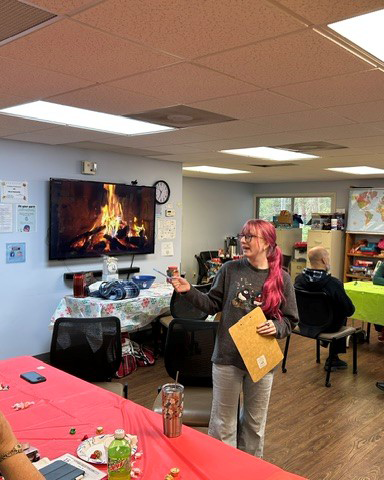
[0,444,23,463]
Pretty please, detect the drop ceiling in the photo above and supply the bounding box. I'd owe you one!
[1,0,384,183]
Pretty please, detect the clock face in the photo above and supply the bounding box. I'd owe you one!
[107,260,118,273]
[154,180,170,204]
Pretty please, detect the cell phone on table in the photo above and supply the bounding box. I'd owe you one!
[20,371,46,384]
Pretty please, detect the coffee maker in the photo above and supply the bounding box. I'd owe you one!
[225,236,239,258]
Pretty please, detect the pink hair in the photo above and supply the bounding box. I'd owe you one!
[241,219,285,320]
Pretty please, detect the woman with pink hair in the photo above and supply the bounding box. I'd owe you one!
[171,219,298,457]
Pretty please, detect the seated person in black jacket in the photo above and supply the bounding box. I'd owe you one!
[295,246,355,370]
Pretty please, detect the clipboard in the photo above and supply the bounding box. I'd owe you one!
[229,307,283,382]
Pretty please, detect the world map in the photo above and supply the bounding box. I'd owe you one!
[347,189,384,232]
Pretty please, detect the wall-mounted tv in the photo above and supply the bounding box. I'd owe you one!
[49,178,156,260]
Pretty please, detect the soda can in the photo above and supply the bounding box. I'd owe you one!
[162,383,184,438]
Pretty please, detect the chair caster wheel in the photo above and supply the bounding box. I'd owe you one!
[326,382,331,387]
[282,368,287,373]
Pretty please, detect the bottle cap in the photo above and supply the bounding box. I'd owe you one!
[114,429,125,439]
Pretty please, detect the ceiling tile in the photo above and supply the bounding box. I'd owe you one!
[188,120,275,139]
[0,19,179,82]
[327,100,384,123]
[335,136,384,148]
[292,123,384,141]
[189,90,311,119]
[74,0,304,59]
[3,125,124,144]
[0,94,27,109]
[49,84,167,115]
[247,109,353,133]
[273,70,384,107]
[0,116,57,136]
[26,0,98,15]
[195,30,371,89]
[0,56,92,98]
[108,63,258,103]
[274,0,384,25]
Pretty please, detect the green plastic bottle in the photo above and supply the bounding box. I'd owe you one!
[107,429,131,479]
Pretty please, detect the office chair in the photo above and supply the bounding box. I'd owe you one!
[50,317,127,398]
[195,254,209,285]
[282,289,358,387]
[153,318,218,427]
[157,283,211,352]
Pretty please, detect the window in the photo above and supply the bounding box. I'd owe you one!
[255,193,334,240]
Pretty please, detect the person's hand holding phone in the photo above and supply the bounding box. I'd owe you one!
[170,276,191,294]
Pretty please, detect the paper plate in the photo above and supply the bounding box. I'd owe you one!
[77,433,138,465]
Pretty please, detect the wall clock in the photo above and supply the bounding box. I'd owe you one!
[153,180,170,205]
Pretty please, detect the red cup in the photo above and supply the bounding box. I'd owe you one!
[73,273,86,298]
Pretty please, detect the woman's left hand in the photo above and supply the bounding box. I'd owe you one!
[257,320,277,336]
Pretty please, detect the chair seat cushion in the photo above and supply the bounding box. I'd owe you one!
[293,325,358,341]
[93,381,124,397]
[153,387,212,427]
[160,315,173,328]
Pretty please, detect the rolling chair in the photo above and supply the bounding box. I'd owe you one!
[50,316,127,398]
[195,251,219,284]
[153,318,218,427]
[282,289,358,387]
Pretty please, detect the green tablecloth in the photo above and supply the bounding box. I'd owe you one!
[344,281,384,326]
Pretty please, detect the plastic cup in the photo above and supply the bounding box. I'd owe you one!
[162,383,184,438]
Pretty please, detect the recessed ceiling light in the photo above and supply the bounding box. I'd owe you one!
[326,166,384,175]
[328,9,384,62]
[183,166,250,174]
[220,147,319,161]
[0,101,174,136]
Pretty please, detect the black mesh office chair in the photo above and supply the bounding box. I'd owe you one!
[50,317,127,397]
[153,319,218,426]
[282,289,358,387]
[158,284,211,352]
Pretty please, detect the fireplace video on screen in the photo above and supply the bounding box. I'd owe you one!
[49,178,156,260]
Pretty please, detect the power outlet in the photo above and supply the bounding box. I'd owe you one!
[82,161,97,175]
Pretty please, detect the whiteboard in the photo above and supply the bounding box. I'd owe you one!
[346,188,384,234]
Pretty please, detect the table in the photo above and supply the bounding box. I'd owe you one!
[51,283,173,332]
[344,281,384,326]
[0,356,306,480]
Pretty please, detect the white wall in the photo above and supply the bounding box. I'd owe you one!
[0,139,182,359]
[182,177,254,282]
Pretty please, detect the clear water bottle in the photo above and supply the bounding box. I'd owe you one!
[107,429,131,479]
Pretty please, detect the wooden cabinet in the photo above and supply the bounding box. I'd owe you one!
[275,228,302,256]
[343,232,384,283]
[306,230,344,280]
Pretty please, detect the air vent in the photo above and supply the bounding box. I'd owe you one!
[274,141,347,152]
[0,0,56,44]
[250,163,297,168]
[125,105,235,128]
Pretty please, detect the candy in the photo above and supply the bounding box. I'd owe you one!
[133,451,143,459]
[69,428,76,435]
[170,467,180,477]
[96,426,103,434]
[12,401,34,411]
[90,450,102,460]
[0,383,9,391]
[81,435,89,441]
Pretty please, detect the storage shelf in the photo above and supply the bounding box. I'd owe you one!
[347,253,383,259]
[64,267,140,281]
[345,273,372,280]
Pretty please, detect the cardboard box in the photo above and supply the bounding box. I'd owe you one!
[278,210,292,225]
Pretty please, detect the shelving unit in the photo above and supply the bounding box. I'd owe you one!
[343,232,384,283]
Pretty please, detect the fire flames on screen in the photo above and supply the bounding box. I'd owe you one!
[49,178,156,260]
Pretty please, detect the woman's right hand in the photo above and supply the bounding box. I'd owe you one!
[0,411,18,457]
[170,276,191,293]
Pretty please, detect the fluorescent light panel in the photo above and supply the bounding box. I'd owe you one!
[326,166,384,175]
[183,166,250,174]
[220,147,319,161]
[0,101,174,136]
[328,9,384,62]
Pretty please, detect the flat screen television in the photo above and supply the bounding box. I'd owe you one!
[49,178,156,260]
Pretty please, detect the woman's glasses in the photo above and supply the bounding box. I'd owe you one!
[236,233,263,243]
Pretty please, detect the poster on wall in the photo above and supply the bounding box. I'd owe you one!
[6,243,26,263]
[0,203,13,233]
[17,204,37,233]
[1,180,28,203]
[346,188,384,233]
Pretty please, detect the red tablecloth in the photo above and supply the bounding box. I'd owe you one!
[0,356,305,480]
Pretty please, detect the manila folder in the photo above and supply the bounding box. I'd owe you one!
[229,307,283,383]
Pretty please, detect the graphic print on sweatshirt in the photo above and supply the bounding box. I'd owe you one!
[231,278,263,311]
